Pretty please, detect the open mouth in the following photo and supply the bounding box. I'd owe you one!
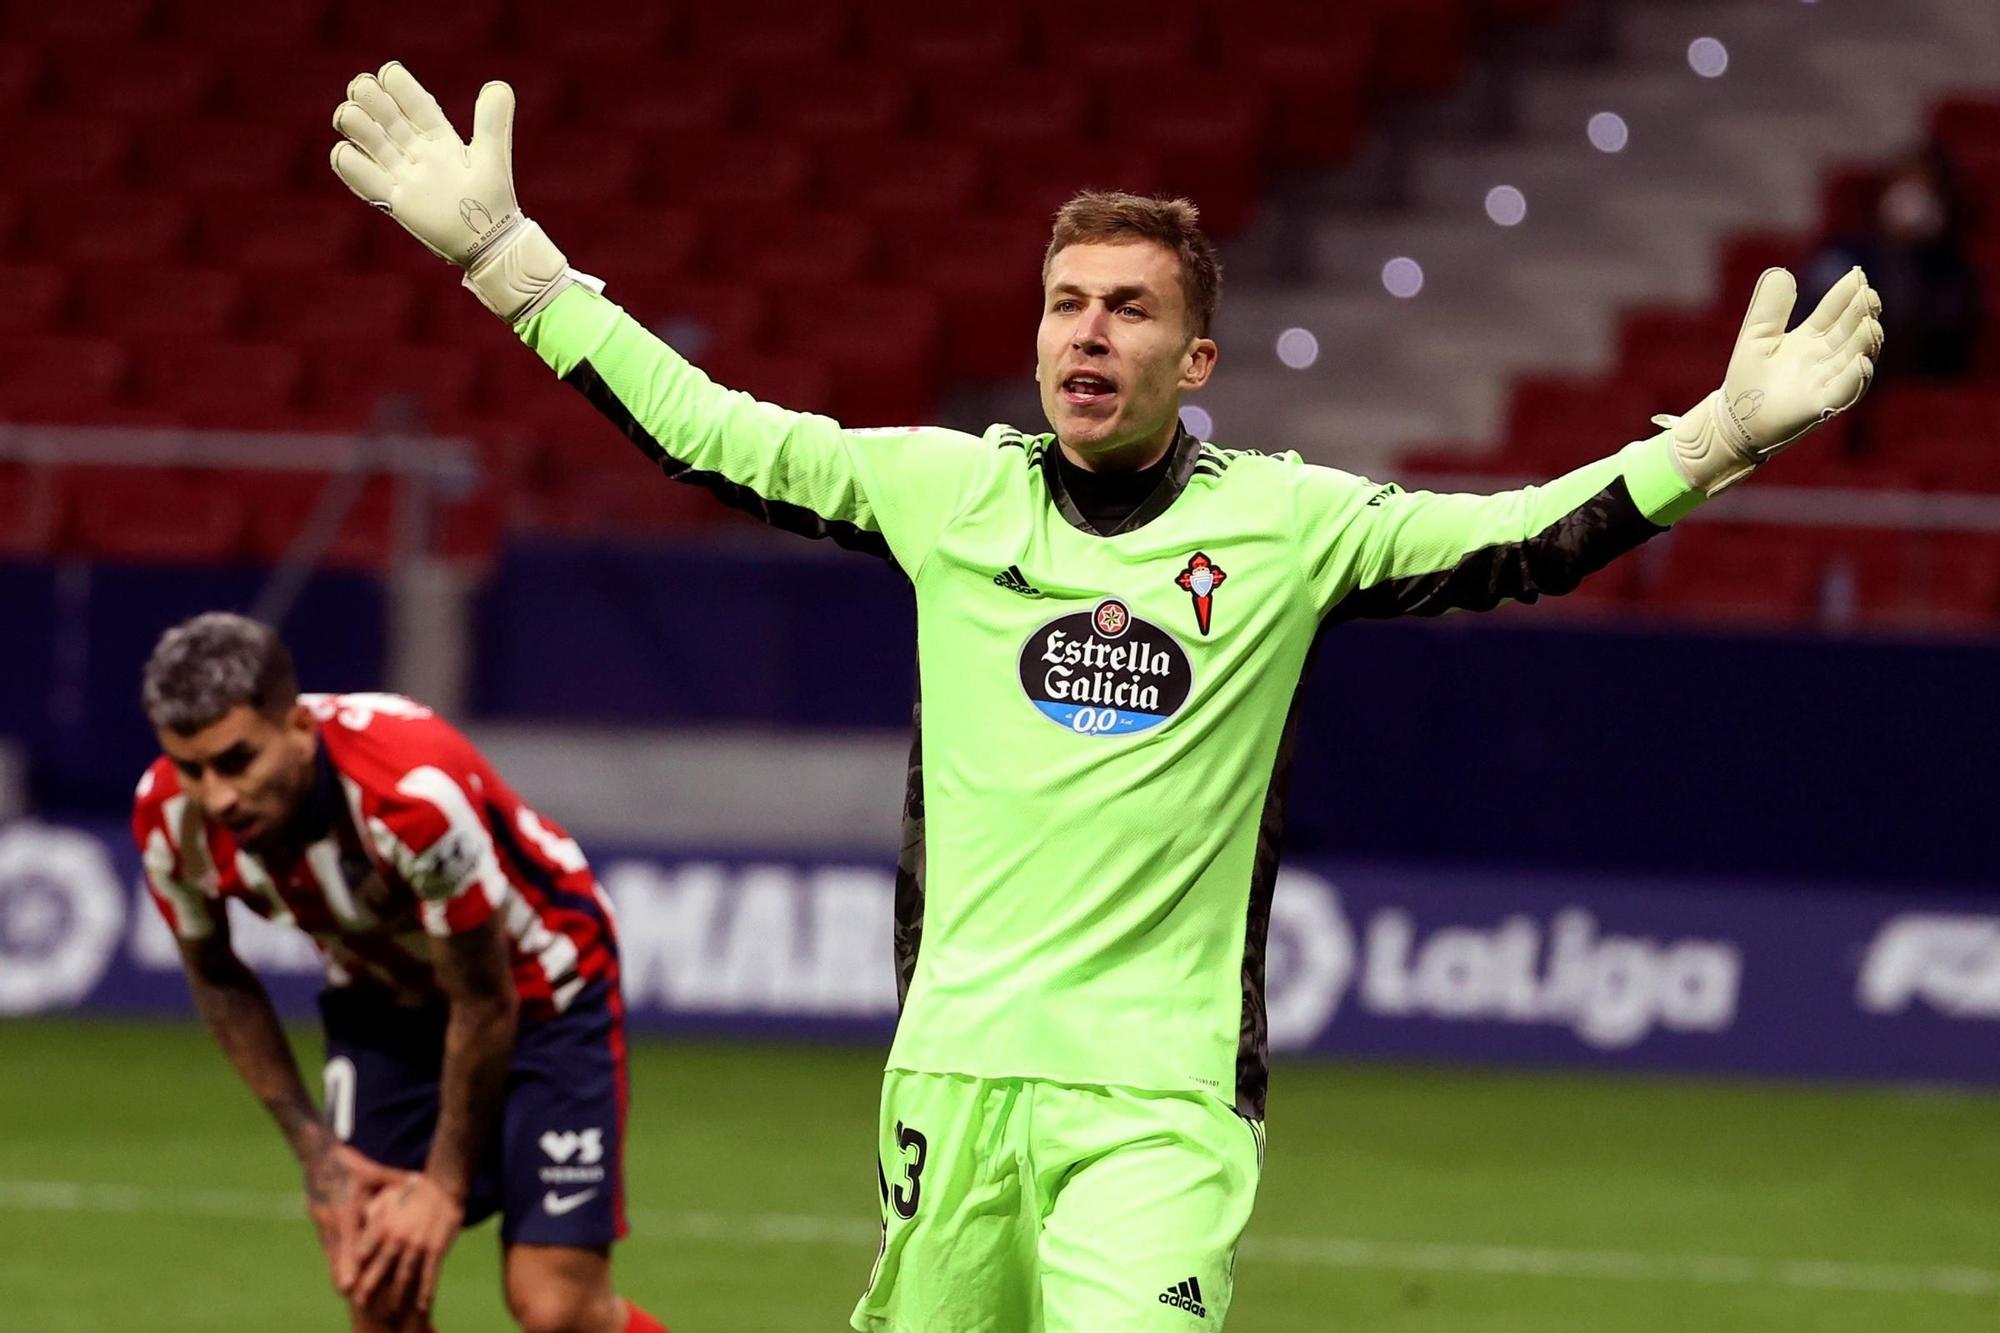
[1060,371,1117,407]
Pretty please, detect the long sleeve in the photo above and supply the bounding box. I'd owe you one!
[518,284,991,574]
[1295,431,1704,622]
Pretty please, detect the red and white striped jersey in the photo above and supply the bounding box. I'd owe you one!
[133,692,618,1019]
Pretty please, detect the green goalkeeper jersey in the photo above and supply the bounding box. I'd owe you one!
[522,286,1704,1117]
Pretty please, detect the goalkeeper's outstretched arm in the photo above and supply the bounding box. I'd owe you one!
[1292,266,1882,621]
[328,62,983,573]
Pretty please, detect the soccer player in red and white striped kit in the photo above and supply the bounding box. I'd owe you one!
[132,612,668,1333]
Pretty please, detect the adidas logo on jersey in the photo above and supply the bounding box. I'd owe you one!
[1159,1276,1207,1318]
[992,565,1043,597]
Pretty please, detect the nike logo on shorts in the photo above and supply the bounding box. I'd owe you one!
[543,1188,599,1216]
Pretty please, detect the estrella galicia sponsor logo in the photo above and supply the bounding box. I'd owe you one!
[1019,598,1193,737]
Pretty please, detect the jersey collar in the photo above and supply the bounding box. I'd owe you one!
[1042,424,1203,537]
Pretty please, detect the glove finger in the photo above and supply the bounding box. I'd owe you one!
[348,72,420,154]
[471,80,516,167]
[329,141,395,205]
[332,101,401,171]
[1824,352,1874,414]
[1822,287,1871,348]
[1829,316,1884,371]
[378,60,454,140]
[1801,265,1865,335]
[1736,267,1798,350]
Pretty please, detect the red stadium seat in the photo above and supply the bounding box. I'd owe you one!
[551,206,704,280]
[195,193,368,270]
[537,462,731,538]
[879,214,1046,379]
[251,270,419,343]
[326,0,504,56]
[1364,0,1472,98]
[137,118,305,192]
[6,115,134,186]
[0,463,61,558]
[710,213,877,286]
[63,465,247,564]
[511,129,646,206]
[1932,96,2000,152]
[1217,27,1375,165]
[5,0,155,43]
[771,283,944,425]
[132,341,306,426]
[1105,85,1272,234]
[221,50,384,122]
[1714,231,1808,308]
[816,138,984,218]
[237,472,399,568]
[684,0,854,65]
[921,71,1092,145]
[0,334,129,419]
[78,266,246,339]
[26,190,196,264]
[1645,524,1820,624]
[0,46,47,115]
[648,137,814,211]
[0,262,69,334]
[48,47,221,117]
[1029,0,1203,71]
[161,0,330,47]
[307,342,480,429]
[385,54,572,133]
[748,64,918,140]
[1503,375,1660,472]
[602,278,771,358]
[981,140,1165,223]
[855,2,1027,65]
[570,62,741,136]
[509,0,680,61]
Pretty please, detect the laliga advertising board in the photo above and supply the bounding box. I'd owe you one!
[2,818,1996,1084]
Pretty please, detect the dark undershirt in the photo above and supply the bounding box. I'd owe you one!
[1056,446,1174,534]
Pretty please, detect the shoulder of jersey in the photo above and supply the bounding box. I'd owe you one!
[1190,441,1297,482]
[305,693,460,783]
[987,425,1054,463]
[132,754,183,818]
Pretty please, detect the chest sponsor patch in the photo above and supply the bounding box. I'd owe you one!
[1018,598,1193,737]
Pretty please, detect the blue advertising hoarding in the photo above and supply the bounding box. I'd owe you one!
[2,818,1995,1085]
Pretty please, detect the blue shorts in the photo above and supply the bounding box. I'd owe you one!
[318,981,629,1247]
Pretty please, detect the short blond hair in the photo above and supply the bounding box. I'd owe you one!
[1043,190,1222,338]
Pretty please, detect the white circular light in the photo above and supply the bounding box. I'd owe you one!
[1688,36,1728,78]
[1180,405,1215,439]
[1587,111,1629,153]
[1381,257,1425,299]
[1484,185,1527,227]
[1274,327,1320,370]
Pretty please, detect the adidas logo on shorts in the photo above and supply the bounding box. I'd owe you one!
[1159,1276,1207,1318]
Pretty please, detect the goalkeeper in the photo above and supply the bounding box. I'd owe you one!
[330,64,1881,1331]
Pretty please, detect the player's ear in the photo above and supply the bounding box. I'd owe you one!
[285,700,314,736]
[1179,337,1218,392]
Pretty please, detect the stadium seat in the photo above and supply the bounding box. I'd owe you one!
[683,0,855,65]
[552,206,704,280]
[26,190,196,264]
[537,461,732,538]
[0,334,129,418]
[1216,26,1374,164]
[237,471,399,568]
[1503,375,1659,472]
[220,50,385,122]
[0,263,69,334]
[326,0,504,56]
[48,47,220,117]
[816,138,984,218]
[1105,85,1272,234]
[709,213,877,286]
[7,115,134,186]
[648,137,814,211]
[920,70,1092,145]
[982,140,1166,223]
[385,53,572,133]
[1028,0,1203,72]
[1364,0,1472,98]
[4,0,155,43]
[251,270,419,344]
[0,463,61,558]
[63,465,247,564]
[195,193,367,270]
[161,0,330,47]
[79,266,246,339]
[570,62,740,136]
[1647,524,1820,623]
[131,340,305,426]
[1715,232,1808,307]
[607,278,772,360]
[508,0,680,61]
[879,214,1045,379]
[770,284,944,425]
[855,2,1027,66]
[307,342,480,430]
[748,63,918,140]
[0,45,46,115]
[137,118,305,192]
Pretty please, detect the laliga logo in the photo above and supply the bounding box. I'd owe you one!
[1857,914,2000,1019]
[0,824,126,1014]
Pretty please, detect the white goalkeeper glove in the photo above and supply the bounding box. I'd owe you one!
[1666,265,1884,496]
[330,61,588,324]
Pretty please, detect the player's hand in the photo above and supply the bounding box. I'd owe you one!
[1669,265,1884,495]
[330,61,574,323]
[302,1140,400,1295]
[353,1171,465,1314]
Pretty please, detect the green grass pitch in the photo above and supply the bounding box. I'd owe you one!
[0,1018,1995,1330]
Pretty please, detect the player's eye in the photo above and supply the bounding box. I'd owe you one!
[211,747,254,777]
[1053,299,1079,313]
[1119,305,1145,319]
[173,759,201,780]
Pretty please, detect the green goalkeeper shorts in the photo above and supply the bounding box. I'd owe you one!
[849,1070,1265,1333]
